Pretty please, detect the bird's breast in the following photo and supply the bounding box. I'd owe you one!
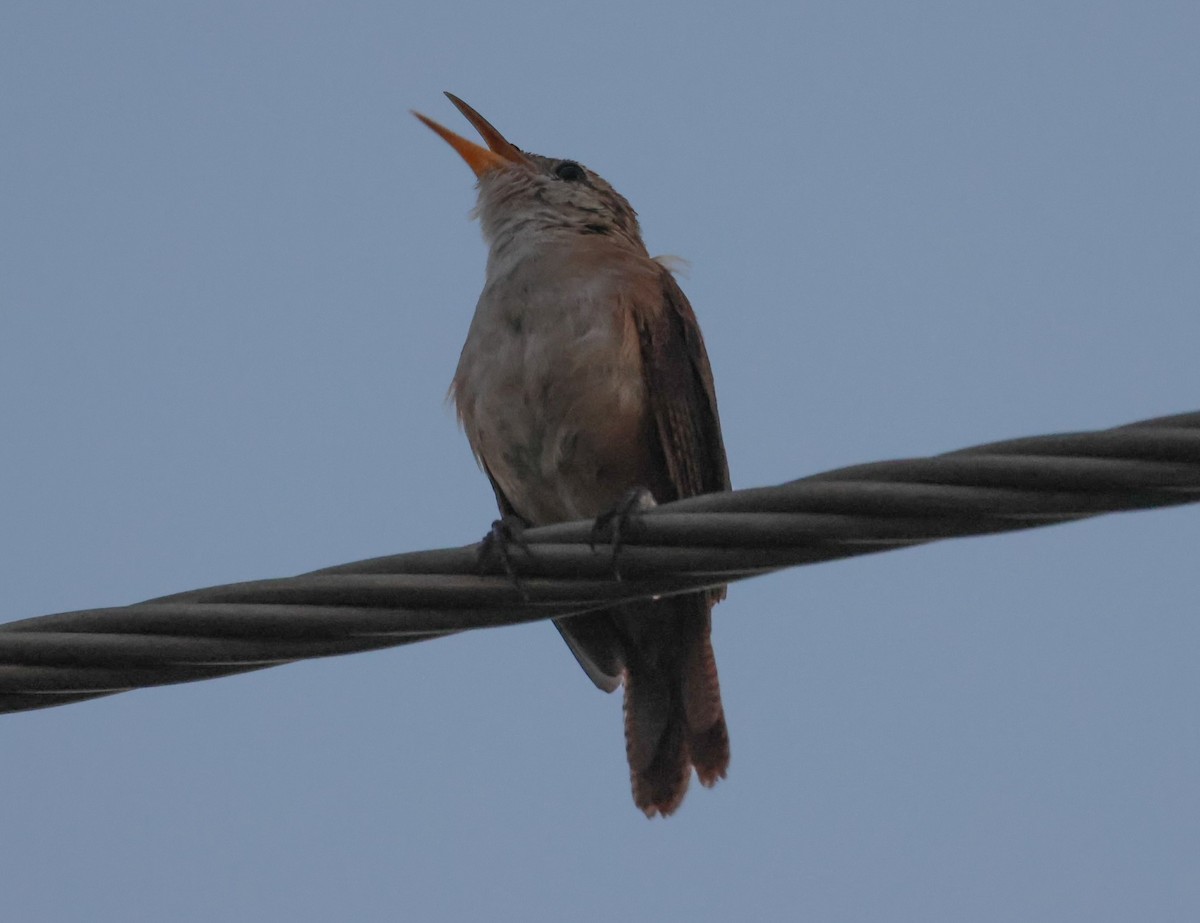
[453,246,658,524]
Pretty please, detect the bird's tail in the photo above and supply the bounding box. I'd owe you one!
[621,595,729,817]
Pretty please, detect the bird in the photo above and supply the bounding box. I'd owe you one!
[414,94,731,816]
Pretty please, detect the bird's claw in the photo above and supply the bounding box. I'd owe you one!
[478,515,533,600]
[590,487,657,579]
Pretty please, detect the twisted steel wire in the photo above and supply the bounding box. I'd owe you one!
[2,410,1198,715]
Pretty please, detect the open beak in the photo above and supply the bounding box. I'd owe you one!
[413,93,531,178]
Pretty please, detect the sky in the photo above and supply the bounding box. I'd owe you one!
[2,2,1198,920]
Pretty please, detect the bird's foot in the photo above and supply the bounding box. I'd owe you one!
[590,487,657,580]
[478,515,533,600]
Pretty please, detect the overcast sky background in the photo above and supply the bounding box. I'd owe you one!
[2,3,1198,920]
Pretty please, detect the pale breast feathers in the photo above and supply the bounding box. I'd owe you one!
[452,246,660,522]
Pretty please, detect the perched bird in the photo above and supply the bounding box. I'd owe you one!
[415,94,731,816]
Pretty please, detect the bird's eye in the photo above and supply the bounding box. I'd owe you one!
[554,161,586,182]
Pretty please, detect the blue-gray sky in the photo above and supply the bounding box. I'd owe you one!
[2,3,1198,920]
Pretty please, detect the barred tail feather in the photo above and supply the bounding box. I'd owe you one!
[622,627,729,817]
[683,630,730,787]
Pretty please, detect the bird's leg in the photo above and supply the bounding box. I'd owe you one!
[477,514,533,599]
[590,487,657,580]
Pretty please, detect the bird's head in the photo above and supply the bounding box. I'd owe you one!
[414,94,646,256]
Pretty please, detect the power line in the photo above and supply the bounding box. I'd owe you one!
[2,409,1197,715]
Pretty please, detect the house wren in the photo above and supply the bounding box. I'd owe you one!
[416,94,731,816]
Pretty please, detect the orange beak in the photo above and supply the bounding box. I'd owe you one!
[413,93,531,178]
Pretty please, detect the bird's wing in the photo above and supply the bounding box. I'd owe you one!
[632,267,731,611]
[637,267,731,501]
[555,267,732,691]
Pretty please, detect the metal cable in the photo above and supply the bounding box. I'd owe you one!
[2,410,1198,715]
